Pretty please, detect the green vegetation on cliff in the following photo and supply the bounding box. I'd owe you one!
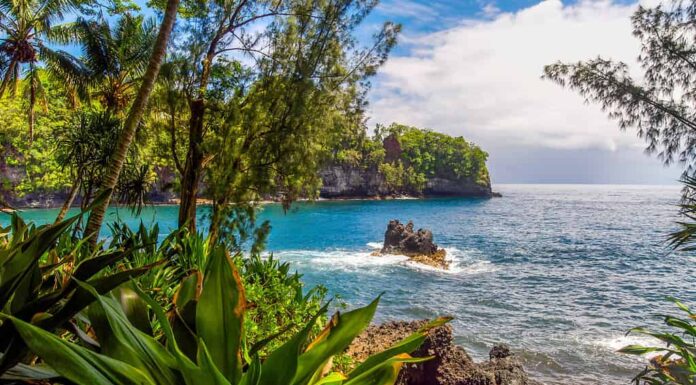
[332,122,490,194]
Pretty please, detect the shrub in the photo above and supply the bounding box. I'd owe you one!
[3,246,447,384]
[0,195,153,378]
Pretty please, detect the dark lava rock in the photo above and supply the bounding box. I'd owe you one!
[346,320,541,385]
[381,219,438,256]
[379,220,449,269]
[489,344,512,360]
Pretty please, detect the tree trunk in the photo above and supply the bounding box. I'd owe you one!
[177,99,205,231]
[55,177,81,223]
[207,201,222,246]
[83,0,180,247]
[0,60,16,98]
[176,25,223,232]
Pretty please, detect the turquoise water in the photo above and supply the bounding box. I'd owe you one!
[4,184,693,384]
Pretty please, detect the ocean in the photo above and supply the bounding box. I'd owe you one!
[4,184,692,384]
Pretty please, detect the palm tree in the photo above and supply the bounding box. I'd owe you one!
[82,0,180,247]
[50,14,155,220]
[47,13,156,114]
[0,0,84,142]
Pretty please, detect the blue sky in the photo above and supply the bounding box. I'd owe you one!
[359,0,683,185]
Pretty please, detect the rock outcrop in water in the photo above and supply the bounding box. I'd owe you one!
[378,219,449,269]
[346,320,540,385]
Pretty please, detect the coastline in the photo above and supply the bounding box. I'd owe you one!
[3,192,502,211]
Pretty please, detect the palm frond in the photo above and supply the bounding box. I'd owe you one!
[668,174,696,251]
[44,21,80,44]
[73,17,116,79]
[39,45,91,99]
[34,0,86,31]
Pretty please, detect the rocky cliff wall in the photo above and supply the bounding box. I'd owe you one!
[318,164,493,199]
[2,163,493,208]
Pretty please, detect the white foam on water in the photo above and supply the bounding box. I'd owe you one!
[275,249,409,272]
[275,244,498,276]
[591,334,667,360]
[441,246,499,275]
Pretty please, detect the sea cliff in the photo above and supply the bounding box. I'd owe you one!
[319,164,493,199]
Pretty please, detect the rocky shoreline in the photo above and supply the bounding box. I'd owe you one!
[347,319,541,385]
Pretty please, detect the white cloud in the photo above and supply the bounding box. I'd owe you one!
[376,0,439,22]
[479,1,501,18]
[369,0,660,152]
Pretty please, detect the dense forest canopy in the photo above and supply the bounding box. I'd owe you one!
[330,122,489,193]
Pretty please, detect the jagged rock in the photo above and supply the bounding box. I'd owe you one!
[489,344,512,360]
[380,219,449,269]
[345,320,541,385]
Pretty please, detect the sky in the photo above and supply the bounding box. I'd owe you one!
[360,0,684,184]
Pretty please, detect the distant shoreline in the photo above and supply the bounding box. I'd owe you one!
[2,193,501,212]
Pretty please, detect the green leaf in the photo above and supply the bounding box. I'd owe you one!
[348,316,451,379]
[259,303,329,385]
[239,355,262,385]
[195,340,232,385]
[344,354,430,385]
[618,345,665,355]
[196,247,245,384]
[5,314,154,385]
[79,281,179,385]
[0,359,58,381]
[115,284,152,334]
[313,372,346,385]
[294,297,380,385]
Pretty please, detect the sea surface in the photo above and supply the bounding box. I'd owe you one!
[4,184,694,384]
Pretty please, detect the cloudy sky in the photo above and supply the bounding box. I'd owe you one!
[361,0,683,184]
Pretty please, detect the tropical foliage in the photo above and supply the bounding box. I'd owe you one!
[0,193,155,376]
[333,122,489,194]
[0,208,446,384]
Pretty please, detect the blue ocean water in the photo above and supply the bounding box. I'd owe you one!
[4,184,693,384]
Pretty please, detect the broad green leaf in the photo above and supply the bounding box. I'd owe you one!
[196,247,245,384]
[5,314,154,385]
[313,372,346,385]
[349,316,450,379]
[259,303,328,385]
[294,297,380,385]
[170,271,202,360]
[116,284,152,334]
[344,354,430,385]
[195,340,232,385]
[80,282,179,385]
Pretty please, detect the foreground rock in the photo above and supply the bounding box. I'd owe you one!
[378,219,449,269]
[346,320,541,385]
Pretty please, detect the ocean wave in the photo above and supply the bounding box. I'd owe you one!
[590,334,666,360]
[366,242,383,249]
[276,244,497,276]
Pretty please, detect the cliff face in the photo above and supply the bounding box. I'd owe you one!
[318,164,492,199]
